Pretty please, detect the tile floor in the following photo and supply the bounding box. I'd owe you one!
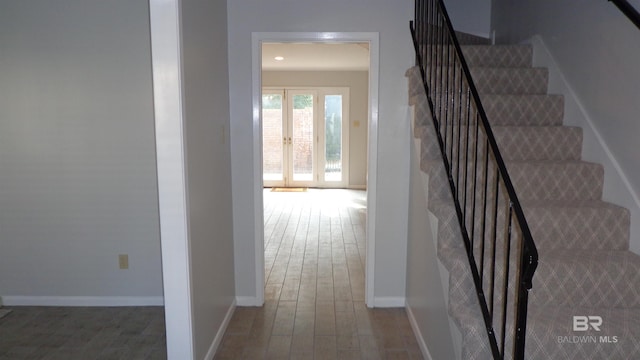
[214,189,423,359]
[0,306,166,360]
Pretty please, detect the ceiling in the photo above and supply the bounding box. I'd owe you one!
[262,42,370,71]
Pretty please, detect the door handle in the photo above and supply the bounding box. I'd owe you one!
[288,137,292,145]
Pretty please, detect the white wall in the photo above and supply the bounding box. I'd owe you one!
[406,127,457,360]
[262,70,368,187]
[444,0,492,38]
[150,0,236,358]
[228,0,414,305]
[0,0,162,304]
[491,0,640,252]
[181,0,236,358]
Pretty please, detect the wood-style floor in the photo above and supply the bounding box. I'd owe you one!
[215,189,423,360]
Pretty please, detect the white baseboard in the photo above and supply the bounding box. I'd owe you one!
[371,296,405,308]
[0,296,164,307]
[235,296,263,307]
[205,299,236,360]
[406,304,434,360]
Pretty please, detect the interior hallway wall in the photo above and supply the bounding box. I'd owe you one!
[228,0,414,305]
[181,0,236,358]
[150,0,236,357]
[443,0,492,38]
[0,0,162,303]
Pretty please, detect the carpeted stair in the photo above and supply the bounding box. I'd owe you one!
[407,43,640,359]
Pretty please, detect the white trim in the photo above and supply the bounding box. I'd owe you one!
[372,296,405,308]
[252,32,379,308]
[149,0,195,359]
[235,296,263,307]
[251,34,266,307]
[0,296,164,307]
[529,35,640,254]
[365,33,379,308]
[406,304,434,360]
[204,299,236,360]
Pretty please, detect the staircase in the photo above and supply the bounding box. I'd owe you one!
[407,43,640,359]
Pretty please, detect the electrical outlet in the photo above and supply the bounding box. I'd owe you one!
[119,254,129,270]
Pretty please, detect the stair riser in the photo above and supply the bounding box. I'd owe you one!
[443,242,640,310]
[432,198,630,252]
[531,251,640,308]
[424,125,583,162]
[414,85,565,128]
[507,162,604,202]
[424,157,604,204]
[424,45,533,68]
[482,94,565,126]
[463,45,533,68]
[525,205,630,250]
[426,67,549,96]
[471,67,549,95]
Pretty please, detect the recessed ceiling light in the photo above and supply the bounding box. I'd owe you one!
[274,56,284,61]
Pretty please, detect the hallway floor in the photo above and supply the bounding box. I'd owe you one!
[215,189,423,359]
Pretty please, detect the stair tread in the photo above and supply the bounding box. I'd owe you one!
[522,199,628,210]
[539,248,639,262]
[506,159,599,165]
[430,198,627,213]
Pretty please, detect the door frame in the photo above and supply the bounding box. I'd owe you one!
[252,32,379,306]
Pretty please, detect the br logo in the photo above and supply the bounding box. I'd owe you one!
[573,316,602,331]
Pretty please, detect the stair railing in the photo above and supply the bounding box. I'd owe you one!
[608,0,640,30]
[410,1,538,359]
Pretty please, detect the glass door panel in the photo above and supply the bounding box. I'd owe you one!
[324,95,343,182]
[262,92,284,186]
[264,88,348,188]
[289,92,315,183]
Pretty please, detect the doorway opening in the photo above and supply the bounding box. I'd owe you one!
[252,33,379,306]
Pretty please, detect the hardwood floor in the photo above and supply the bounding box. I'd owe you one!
[215,189,423,360]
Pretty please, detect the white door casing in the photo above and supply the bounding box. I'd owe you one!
[253,32,379,307]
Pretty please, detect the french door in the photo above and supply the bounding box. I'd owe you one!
[262,87,349,188]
